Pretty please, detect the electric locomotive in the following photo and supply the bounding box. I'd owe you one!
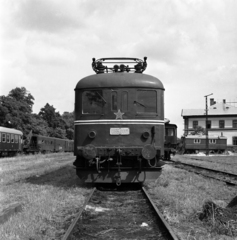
[73,57,165,185]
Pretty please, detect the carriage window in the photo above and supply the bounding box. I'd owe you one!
[2,133,6,142]
[135,90,157,113]
[209,139,216,144]
[19,136,21,143]
[7,134,10,143]
[11,134,14,143]
[194,139,201,144]
[122,91,128,112]
[0,133,1,142]
[82,90,106,114]
[111,91,118,111]
[15,135,18,143]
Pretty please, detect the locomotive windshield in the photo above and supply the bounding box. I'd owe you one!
[82,90,106,114]
[135,90,157,113]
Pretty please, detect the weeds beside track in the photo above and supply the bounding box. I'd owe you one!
[168,159,237,186]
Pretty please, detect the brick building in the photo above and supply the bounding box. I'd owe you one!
[181,98,237,147]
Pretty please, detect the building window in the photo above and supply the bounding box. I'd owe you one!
[233,137,237,145]
[219,120,225,128]
[207,120,211,129]
[193,121,198,129]
[194,139,201,144]
[209,139,216,144]
[233,120,237,128]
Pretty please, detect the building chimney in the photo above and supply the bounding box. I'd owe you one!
[210,98,215,106]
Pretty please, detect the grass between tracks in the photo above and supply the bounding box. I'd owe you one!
[145,154,237,240]
[0,153,91,240]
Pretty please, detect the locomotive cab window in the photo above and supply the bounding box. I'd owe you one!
[82,90,106,114]
[135,90,157,113]
[166,128,174,136]
[111,91,118,111]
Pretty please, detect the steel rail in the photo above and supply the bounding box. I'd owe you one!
[169,159,237,185]
[142,187,179,240]
[62,187,96,240]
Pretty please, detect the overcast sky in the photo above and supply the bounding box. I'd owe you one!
[1,0,237,137]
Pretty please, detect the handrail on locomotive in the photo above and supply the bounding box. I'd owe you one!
[92,57,147,74]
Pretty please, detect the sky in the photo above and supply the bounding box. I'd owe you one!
[0,0,237,137]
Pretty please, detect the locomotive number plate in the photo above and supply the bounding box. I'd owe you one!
[110,128,130,135]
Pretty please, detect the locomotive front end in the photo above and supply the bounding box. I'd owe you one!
[73,58,165,185]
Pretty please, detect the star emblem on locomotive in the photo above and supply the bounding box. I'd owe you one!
[114,109,124,119]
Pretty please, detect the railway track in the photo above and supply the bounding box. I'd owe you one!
[168,159,237,186]
[62,186,178,240]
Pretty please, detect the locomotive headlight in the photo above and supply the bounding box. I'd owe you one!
[142,144,156,160]
[142,131,150,139]
[82,144,97,159]
[88,131,96,139]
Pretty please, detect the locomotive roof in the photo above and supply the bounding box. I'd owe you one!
[75,72,164,90]
[0,126,23,135]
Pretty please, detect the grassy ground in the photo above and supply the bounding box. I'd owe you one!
[145,155,237,240]
[0,153,91,240]
[172,154,237,174]
[1,153,236,239]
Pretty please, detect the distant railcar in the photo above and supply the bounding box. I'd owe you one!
[23,134,74,154]
[73,57,166,185]
[183,135,227,154]
[164,121,177,160]
[0,126,23,157]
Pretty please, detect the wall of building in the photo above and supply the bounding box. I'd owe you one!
[185,117,237,145]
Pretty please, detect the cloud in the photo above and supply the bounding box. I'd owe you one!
[7,0,83,33]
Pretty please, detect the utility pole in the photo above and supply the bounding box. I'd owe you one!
[204,93,213,156]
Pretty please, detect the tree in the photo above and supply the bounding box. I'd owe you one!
[62,111,74,139]
[190,126,205,135]
[0,87,35,133]
[39,103,69,139]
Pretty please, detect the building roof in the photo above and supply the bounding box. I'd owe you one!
[182,102,237,117]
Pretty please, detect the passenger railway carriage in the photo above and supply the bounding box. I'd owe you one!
[0,126,23,157]
[182,135,227,154]
[73,57,166,185]
[23,134,74,153]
